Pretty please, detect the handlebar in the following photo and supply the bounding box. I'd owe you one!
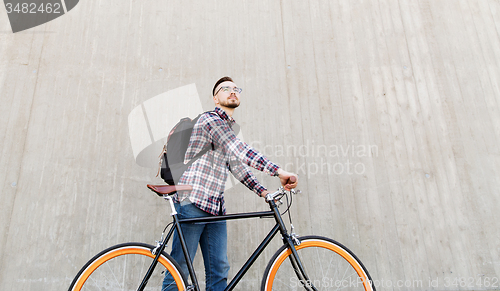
[265,185,300,202]
[265,175,299,202]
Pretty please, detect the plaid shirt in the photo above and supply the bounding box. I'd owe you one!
[173,107,279,215]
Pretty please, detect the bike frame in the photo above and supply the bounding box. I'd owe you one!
[137,196,315,291]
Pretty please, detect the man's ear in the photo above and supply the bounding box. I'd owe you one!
[213,95,219,106]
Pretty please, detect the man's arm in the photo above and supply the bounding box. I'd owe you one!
[227,157,268,196]
[228,155,299,197]
[204,117,279,176]
[202,113,299,194]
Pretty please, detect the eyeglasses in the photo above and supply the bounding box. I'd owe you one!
[215,86,243,95]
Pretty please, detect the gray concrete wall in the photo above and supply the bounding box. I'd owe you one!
[1,0,500,290]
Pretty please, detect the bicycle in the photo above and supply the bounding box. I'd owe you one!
[69,181,376,291]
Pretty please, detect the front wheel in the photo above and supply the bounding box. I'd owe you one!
[68,242,187,291]
[261,236,375,291]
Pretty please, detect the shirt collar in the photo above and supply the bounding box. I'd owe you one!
[214,107,235,124]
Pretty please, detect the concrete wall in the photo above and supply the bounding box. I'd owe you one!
[1,0,499,290]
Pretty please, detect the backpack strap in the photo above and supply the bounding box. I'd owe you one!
[190,142,213,161]
[183,110,215,168]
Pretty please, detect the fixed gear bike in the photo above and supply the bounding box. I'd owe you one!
[69,183,376,291]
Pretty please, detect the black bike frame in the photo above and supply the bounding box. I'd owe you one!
[138,199,314,291]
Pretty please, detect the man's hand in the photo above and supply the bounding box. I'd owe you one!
[260,169,298,199]
[277,168,298,191]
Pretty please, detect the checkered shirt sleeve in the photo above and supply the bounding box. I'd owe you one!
[175,107,279,215]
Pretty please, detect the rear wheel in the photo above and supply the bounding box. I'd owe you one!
[261,236,375,291]
[68,242,187,291]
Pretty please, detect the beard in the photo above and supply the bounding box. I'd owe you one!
[220,98,240,108]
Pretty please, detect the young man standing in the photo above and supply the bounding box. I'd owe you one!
[162,76,298,291]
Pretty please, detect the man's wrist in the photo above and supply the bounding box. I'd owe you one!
[255,184,267,196]
[260,190,269,198]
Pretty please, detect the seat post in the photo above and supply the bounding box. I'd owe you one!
[163,195,178,216]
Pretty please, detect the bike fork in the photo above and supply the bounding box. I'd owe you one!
[270,200,318,291]
[286,239,319,291]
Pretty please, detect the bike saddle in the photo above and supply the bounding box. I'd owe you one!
[147,184,193,196]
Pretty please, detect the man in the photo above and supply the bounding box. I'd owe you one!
[162,76,298,291]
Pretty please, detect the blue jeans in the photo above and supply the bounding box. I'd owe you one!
[162,203,229,291]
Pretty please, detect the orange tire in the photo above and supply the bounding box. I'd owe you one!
[261,236,375,291]
[69,242,187,291]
